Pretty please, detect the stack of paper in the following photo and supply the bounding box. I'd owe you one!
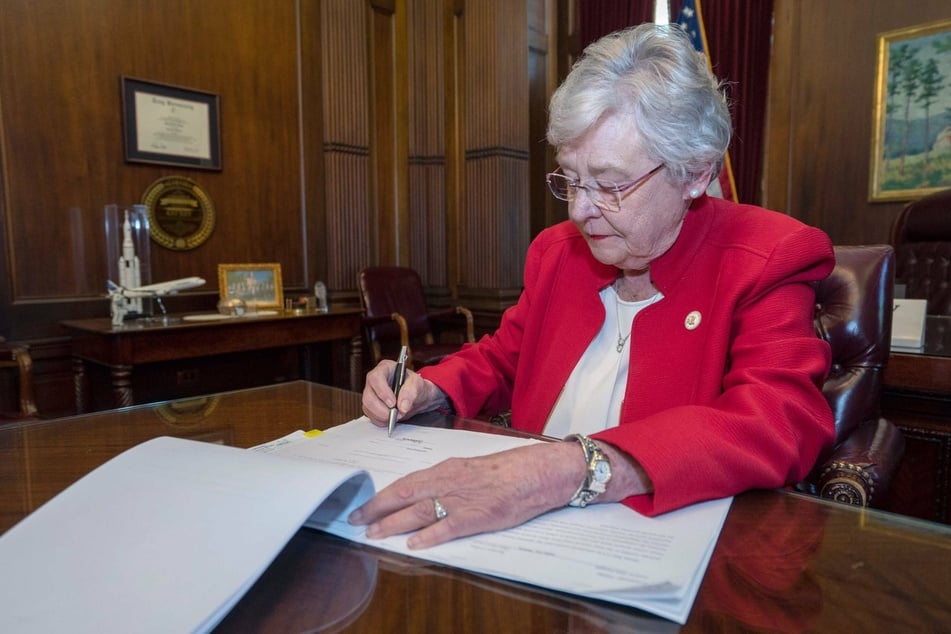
[0,419,731,631]
[0,438,373,633]
[269,421,732,624]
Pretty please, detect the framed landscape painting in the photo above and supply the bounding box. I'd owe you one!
[869,18,951,202]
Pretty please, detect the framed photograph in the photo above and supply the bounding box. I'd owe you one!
[121,76,222,170]
[869,18,951,202]
[217,263,284,311]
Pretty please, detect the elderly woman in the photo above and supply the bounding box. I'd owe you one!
[351,24,834,549]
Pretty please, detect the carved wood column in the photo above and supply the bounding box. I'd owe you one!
[315,0,374,291]
[369,0,410,267]
[444,0,465,302]
[458,0,531,319]
[407,0,450,291]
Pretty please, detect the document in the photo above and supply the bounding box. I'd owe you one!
[0,437,374,634]
[0,418,730,632]
[265,420,731,623]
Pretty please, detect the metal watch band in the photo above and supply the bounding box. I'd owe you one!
[566,434,611,508]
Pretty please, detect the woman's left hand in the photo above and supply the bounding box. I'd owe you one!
[347,441,584,549]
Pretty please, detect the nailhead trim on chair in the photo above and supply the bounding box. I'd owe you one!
[819,461,876,506]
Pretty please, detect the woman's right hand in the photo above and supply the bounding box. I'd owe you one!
[361,360,448,426]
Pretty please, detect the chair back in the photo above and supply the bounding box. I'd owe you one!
[890,188,951,315]
[358,267,433,340]
[814,245,894,445]
[358,266,435,366]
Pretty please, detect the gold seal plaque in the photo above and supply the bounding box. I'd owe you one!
[154,396,221,427]
[142,175,216,250]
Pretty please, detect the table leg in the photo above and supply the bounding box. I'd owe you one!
[111,365,134,408]
[299,344,314,382]
[349,335,362,393]
[73,358,88,414]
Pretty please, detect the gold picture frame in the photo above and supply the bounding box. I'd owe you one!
[869,18,951,202]
[217,263,284,311]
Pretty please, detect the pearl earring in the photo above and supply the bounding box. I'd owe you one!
[689,189,700,198]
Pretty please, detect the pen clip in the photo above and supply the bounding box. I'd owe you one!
[391,346,408,395]
[388,346,408,437]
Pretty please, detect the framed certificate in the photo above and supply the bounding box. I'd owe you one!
[121,76,222,170]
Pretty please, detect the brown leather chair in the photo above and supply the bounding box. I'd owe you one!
[0,338,38,418]
[890,188,951,315]
[797,245,905,507]
[357,267,475,369]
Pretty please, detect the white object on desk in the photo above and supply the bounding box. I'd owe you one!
[891,298,928,351]
[182,313,233,322]
[182,310,279,322]
[0,437,373,634]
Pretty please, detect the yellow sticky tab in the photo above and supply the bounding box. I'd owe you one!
[303,429,323,438]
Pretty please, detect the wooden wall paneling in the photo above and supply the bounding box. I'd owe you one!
[528,0,559,238]
[764,0,951,245]
[407,0,449,291]
[1,1,119,300]
[461,0,530,308]
[369,0,410,268]
[213,5,304,286]
[793,4,886,237]
[320,0,373,290]
[0,78,12,337]
[760,0,796,215]
[0,1,305,340]
[557,0,582,79]
[300,0,328,295]
[444,0,465,302]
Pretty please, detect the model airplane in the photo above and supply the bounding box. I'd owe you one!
[107,277,206,297]
[108,277,206,325]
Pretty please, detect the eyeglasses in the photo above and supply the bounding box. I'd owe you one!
[546,164,665,212]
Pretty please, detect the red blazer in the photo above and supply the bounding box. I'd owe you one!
[419,196,836,515]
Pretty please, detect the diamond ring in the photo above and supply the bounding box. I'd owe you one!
[433,498,448,521]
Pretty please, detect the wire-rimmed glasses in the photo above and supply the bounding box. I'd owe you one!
[546,164,665,212]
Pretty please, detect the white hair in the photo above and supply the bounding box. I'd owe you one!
[547,24,732,187]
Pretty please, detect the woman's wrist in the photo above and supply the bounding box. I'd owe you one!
[421,379,453,414]
[595,440,653,502]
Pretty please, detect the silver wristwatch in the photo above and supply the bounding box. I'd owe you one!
[566,434,612,507]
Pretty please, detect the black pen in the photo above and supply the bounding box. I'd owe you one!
[388,346,408,437]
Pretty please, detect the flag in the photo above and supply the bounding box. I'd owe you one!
[675,0,738,203]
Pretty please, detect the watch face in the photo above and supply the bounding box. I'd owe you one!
[593,461,611,483]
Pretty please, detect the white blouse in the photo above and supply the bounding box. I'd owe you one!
[543,285,662,439]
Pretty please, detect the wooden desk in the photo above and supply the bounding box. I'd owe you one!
[882,315,951,524]
[1,381,949,632]
[62,309,362,412]
[885,315,951,395]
